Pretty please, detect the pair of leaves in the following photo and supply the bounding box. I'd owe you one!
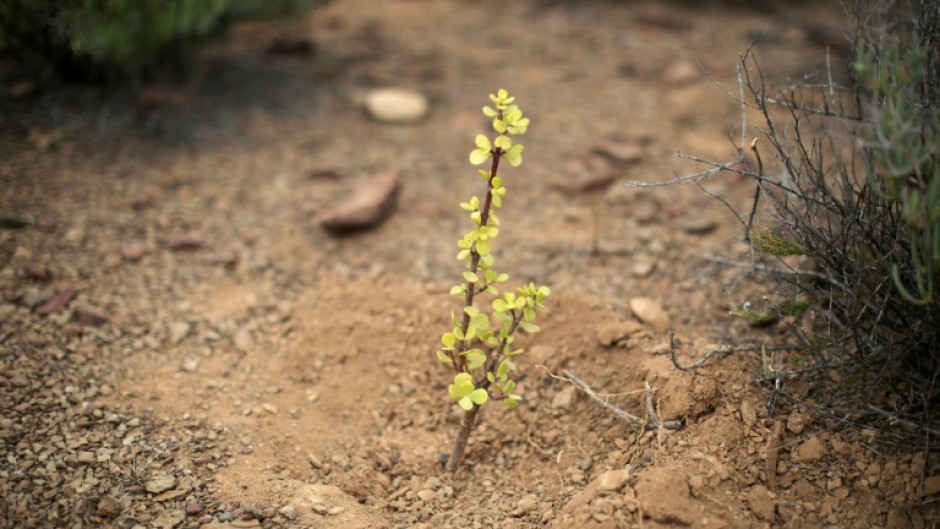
[449,372,488,411]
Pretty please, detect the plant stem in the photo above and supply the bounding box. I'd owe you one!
[455,152,502,369]
[446,405,480,472]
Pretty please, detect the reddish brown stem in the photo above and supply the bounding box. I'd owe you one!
[454,151,502,370]
[446,406,479,472]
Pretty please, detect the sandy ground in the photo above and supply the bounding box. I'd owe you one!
[2,1,938,528]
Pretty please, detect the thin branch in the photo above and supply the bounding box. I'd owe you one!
[562,370,681,431]
[668,331,797,371]
[700,254,847,290]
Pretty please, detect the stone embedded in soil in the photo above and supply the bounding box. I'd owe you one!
[592,140,644,164]
[595,320,645,346]
[185,502,204,515]
[630,257,656,278]
[0,212,30,229]
[634,466,696,525]
[36,288,76,315]
[678,215,717,235]
[662,60,700,85]
[787,412,806,434]
[364,88,429,123]
[169,321,191,345]
[121,242,146,262]
[72,303,109,326]
[746,485,776,522]
[792,436,826,463]
[922,476,940,497]
[629,297,670,332]
[233,328,254,352]
[318,171,401,235]
[551,385,578,409]
[153,489,188,502]
[22,261,53,281]
[202,250,239,268]
[167,234,206,252]
[144,474,176,494]
[564,468,633,512]
[97,496,121,517]
[560,156,618,193]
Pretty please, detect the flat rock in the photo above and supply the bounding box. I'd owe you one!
[559,156,617,193]
[634,466,695,525]
[36,288,76,315]
[595,320,644,346]
[233,328,254,353]
[662,60,700,85]
[678,215,717,235]
[72,303,109,326]
[564,468,632,512]
[22,262,53,281]
[746,484,776,522]
[792,436,825,463]
[145,473,176,494]
[121,242,146,262]
[923,476,940,497]
[630,257,656,278]
[365,88,429,123]
[551,385,577,409]
[319,171,400,235]
[592,141,643,164]
[629,297,670,332]
[167,234,205,252]
[0,212,30,229]
[169,321,191,345]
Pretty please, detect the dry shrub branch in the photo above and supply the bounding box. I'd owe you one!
[635,1,940,448]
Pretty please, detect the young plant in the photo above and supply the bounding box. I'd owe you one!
[437,89,550,472]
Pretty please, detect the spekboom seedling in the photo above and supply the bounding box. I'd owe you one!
[437,89,550,472]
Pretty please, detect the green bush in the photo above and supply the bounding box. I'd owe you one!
[0,0,327,80]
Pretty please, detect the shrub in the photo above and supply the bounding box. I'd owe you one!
[0,0,327,80]
[645,1,940,444]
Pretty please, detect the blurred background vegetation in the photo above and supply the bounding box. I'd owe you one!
[0,0,329,81]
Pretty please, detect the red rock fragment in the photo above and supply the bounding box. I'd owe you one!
[318,171,401,235]
[36,288,76,315]
[22,262,53,281]
[168,235,205,252]
[121,242,146,262]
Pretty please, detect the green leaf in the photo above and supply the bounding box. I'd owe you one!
[476,239,491,257]
[524,307,536,322]
[497,273,509,282]
[458,397,474,411]
[520,321,541,333]
[463,271,479,283]
[437,350,452,365]
[486,286,499,295]
[482,106,497,118]
[442,333,456,348]
[494,135,513,150]
[457,249,470,260]
[464,306,480,317]
[470,312,489,330]
[492,299,508,312]
[450,284,465,296]
[464,349,486,370]
[469,388,489,405]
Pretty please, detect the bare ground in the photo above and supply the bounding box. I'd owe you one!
[2,1,938,528]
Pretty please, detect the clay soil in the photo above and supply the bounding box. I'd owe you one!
[2,1,938,528]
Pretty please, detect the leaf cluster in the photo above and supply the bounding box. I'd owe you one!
[438,89,549,413]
